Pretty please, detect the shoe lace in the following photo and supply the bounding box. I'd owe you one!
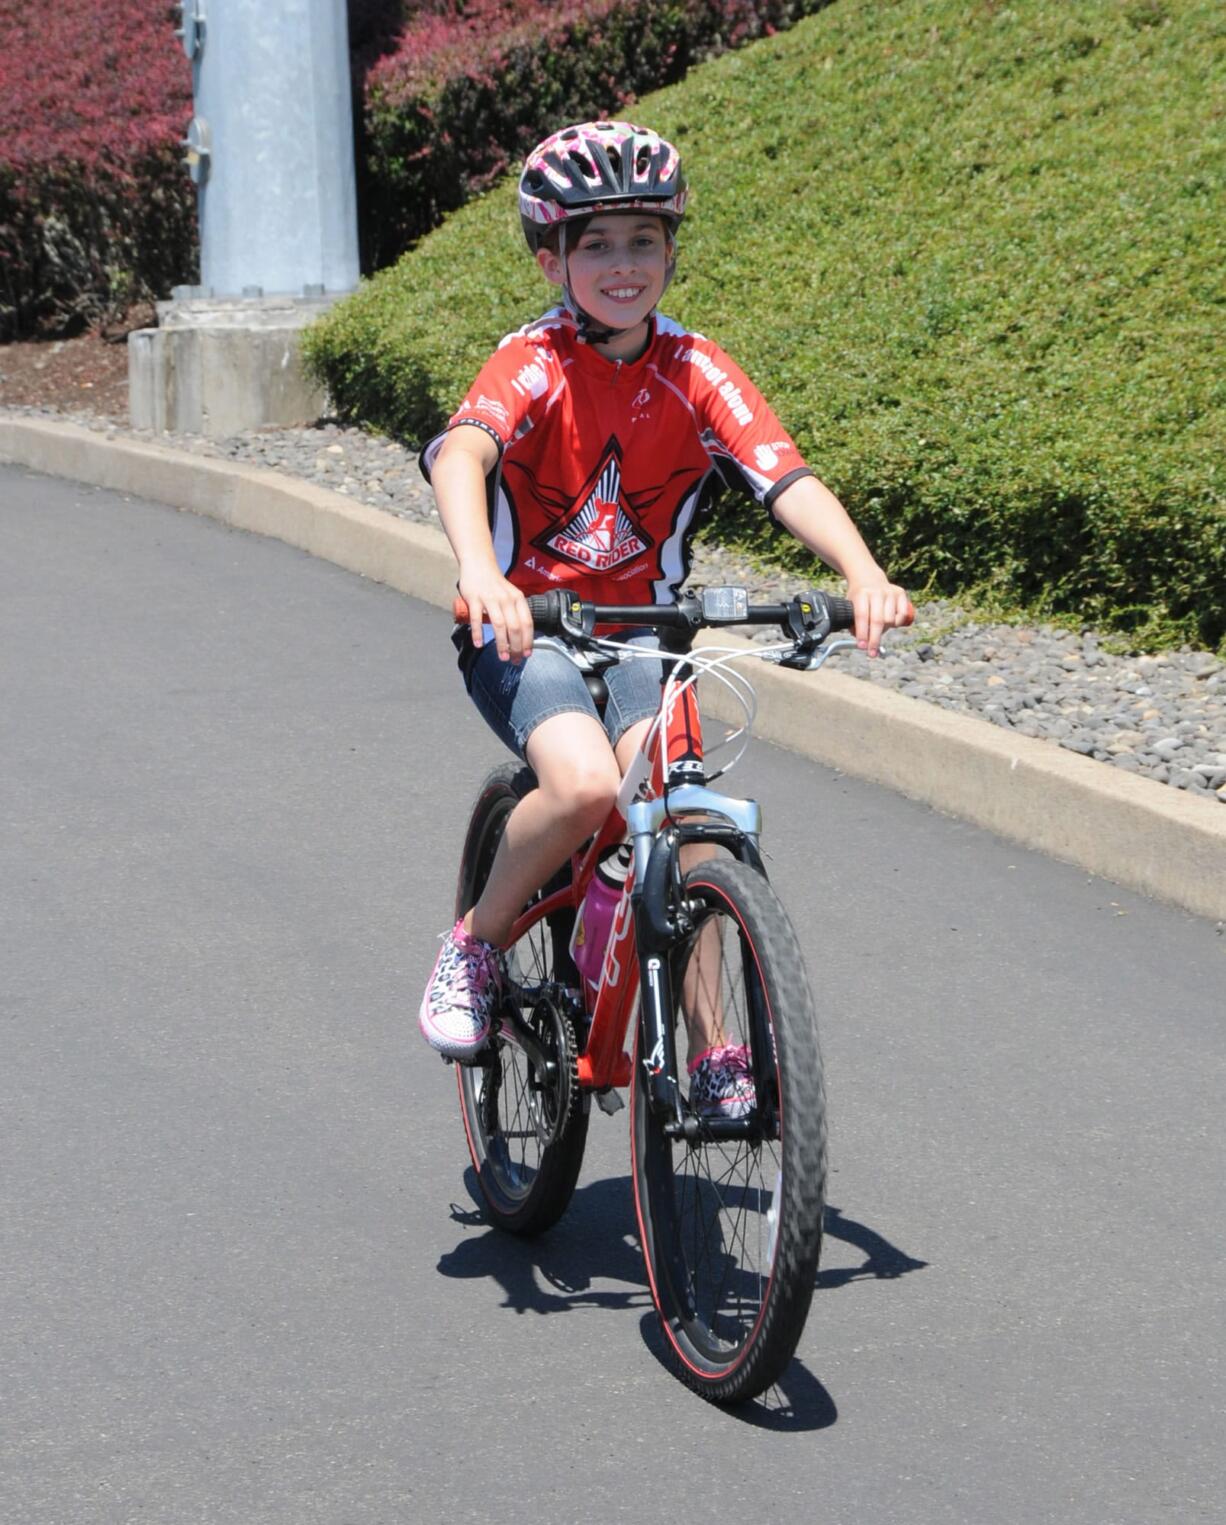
[441,927,501,993]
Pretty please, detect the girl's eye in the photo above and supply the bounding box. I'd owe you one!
[575,231,661,255]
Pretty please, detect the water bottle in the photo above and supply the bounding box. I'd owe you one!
[569,841,634,1000]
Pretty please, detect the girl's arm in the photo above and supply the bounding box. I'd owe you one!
[432,425,534,662]
[771,474,914,656]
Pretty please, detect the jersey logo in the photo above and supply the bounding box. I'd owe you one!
[531,438,653,573]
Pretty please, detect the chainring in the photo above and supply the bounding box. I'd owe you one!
[523,992,580,1147]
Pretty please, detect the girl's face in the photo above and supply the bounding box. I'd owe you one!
[537,214,672,356]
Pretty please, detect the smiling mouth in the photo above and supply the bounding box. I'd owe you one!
[602,286,647,302]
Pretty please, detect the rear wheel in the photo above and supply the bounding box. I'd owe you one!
[455,764,588,1236]
[631,858,826,1403]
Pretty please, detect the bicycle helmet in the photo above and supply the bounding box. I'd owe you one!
[518,121,688,253]
[519,121,687,344]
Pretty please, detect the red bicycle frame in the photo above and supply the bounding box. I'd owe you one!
[502,673,706,1091]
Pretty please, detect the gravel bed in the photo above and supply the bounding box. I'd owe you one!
[10,405,1224,803]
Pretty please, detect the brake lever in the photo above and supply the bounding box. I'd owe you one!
[761,635,858,672]
[803,636,858,671]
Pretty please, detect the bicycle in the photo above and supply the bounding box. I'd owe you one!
[448,584,857,1403]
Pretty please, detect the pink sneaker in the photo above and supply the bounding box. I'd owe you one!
[419,918,504,1060]
[688,1044,756,1119]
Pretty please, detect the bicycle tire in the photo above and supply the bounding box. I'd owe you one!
[455,763,589,1236]
[631,858,826,1402]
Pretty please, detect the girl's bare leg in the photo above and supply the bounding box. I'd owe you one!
[467,711,619,947]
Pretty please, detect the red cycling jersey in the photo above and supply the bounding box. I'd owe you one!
[421,308,813,607]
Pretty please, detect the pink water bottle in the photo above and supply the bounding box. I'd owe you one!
[569,842,633,1000]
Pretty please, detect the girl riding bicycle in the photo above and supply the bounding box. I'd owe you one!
[419,121,914,1085]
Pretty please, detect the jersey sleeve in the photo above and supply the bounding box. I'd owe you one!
[420,332,559,482]
[681,339,813,512]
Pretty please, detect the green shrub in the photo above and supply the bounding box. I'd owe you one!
[306,0,1226,652]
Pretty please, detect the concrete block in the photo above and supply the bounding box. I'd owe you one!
[127,296,337,437]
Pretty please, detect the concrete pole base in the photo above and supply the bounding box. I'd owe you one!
[128,295,340,437]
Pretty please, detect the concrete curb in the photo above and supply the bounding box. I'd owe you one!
[4,412,1223,922]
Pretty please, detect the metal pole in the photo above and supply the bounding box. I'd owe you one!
[182,0,360,298]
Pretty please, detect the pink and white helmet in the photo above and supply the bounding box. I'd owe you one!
[518,120,688,252]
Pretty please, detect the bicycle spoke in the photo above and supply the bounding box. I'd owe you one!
[677,1133,775,1344]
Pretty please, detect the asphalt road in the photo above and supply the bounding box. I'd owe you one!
[3,466,1223,1525]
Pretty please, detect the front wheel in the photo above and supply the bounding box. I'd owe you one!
[454,764,589,1236]
[631,859,827,1403]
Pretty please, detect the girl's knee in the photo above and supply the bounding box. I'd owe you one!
[528,716,619,829]
[559,757,619,828]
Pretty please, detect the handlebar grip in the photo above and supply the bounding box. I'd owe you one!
[526,593,558,627]
[452,592,560,630]
[826,595,856,632]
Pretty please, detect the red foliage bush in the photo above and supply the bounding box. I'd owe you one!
[0,2,191,169]
[0,1,195,338]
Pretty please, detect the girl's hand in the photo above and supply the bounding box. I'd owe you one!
[848,577,915,658]
[458,565,533,662]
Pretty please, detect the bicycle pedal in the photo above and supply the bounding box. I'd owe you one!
[595,1088,625,1116]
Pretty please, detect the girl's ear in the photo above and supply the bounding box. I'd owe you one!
[536,246,564,287]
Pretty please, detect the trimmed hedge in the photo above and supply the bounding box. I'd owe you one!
[305,0,1225,652]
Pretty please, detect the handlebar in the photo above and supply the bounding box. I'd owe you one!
[451,587,856,648]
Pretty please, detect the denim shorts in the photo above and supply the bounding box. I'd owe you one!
[463,629,665,760]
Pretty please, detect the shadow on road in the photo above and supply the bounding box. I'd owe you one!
[699,1207,925,1431]
[438,1176,925,1431]
[817,1204,930,1288]
[438,1173,653,1315]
